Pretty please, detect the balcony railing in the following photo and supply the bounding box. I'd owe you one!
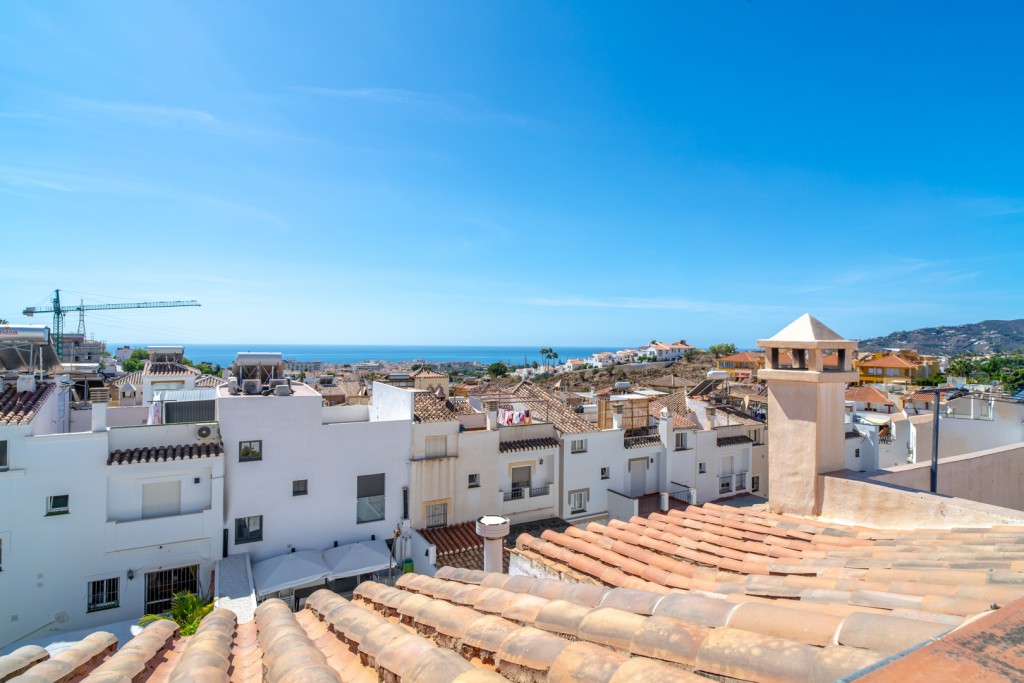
[503,488,525,502]
[719,471,749,496]
[530,485,550,497]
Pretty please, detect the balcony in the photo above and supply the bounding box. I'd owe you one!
[499,484,553,515]
[718,472,749,497]
[106,509,215,552]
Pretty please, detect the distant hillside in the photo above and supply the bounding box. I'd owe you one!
[859,319,1024,356]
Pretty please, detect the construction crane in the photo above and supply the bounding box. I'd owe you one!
[23,289,201,358]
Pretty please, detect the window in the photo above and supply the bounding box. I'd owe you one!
[468,473,480,488]
[674,433,686,451]
[357,474,386,524]
[425,502,448,528]
[600,467,610,480]
[402,486,409,520]
[235,515,263,544]
[293,479,308,496]
[568,489,588,514]
[425,435,447,458]
[570,439,587,454]
[751,475,760,493]
[145,565,198,614]
[747,429,759,444]
[854,448,861,459]
[87,578,119,612]
[698,462,707,474]
[239,440,262,462]
[0,539,3,572]
[867,368,882,376]
[0,440,7,470]
[46,494,70,516]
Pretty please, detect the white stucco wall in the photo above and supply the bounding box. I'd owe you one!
[0,413,222,649]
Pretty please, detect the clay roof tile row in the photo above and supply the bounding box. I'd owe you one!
[107,442,224,465]
[0,383,55,426]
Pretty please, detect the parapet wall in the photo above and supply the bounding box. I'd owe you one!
[873,442,1024,511]
[818,442,1024,529]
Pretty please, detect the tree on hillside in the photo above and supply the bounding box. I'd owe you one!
[707,343,737,358]
[0,319,8,325]
[539,347,559,370]
[121,348,150,373]
[487,362,509,378]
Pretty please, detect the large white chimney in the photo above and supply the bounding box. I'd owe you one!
[476,515,510,574]
[91,401,109,432]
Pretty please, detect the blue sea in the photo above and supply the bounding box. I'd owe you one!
[108,344,615,368]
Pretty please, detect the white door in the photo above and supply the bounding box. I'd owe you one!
[142,481,181,519]
[629,458,646,496]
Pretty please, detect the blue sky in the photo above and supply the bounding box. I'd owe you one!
[2,2,1022,348]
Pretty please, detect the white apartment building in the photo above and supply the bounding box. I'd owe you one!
[0,376,223,649]
[217,380,413,564]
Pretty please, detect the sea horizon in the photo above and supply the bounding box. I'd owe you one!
[106,343,620,368]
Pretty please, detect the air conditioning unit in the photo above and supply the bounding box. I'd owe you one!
[242,379,262,395]
[196,423,219,443]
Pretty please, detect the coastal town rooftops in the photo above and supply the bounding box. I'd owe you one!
[409,366,448,379]
[509,381,595,434]
[717,351,762,364]
[648,399,700,429]
[0,383,55,427]
[413,391,477,423]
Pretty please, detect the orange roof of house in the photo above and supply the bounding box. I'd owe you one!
[860,355,919,369]
[845,385,894,404]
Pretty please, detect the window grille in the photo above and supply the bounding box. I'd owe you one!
[145,565,198,614]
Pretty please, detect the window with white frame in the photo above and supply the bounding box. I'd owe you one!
[570,439,587,453]
[747,429,759,444]
[357,473,386,523]
[425,435,447,458]
[600,467,610,480]
[467,473,480,488]
[46,494,69,516]
[569,489,588,514]
[674,432,686,450]
[87,577,120,612]
[235,515,263,543]
[698,462,707,474]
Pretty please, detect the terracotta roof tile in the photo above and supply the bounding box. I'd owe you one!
[413,392,463,423]
[144,361,201,376]
[107,442,224,465]
[860,354,919,369]
[498,437,559,453]
[0,382,55,426]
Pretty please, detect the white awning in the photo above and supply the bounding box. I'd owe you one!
[251,550,330,597]
[323,539,394,580]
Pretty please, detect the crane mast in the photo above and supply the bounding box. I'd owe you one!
[23,289,201,359]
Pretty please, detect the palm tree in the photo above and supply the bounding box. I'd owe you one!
[539,347,553,371]
[0,319,7,325]
[550,351,559,370]
[139,590,214,636]
[948,358,973,379]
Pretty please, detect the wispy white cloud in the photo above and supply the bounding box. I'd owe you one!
[0,167,74,192]
[506,296,783,315]
[294,86,545,129]
[71,99,219,125]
